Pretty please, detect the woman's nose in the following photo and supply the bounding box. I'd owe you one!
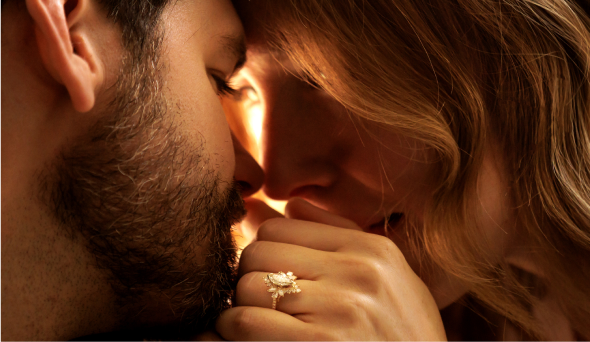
[258,84,338,201]
[232,133,264,197]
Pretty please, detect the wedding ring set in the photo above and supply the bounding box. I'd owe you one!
[264,271,301,309]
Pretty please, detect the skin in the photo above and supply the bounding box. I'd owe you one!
[1,0,263,340]
[216,2,580,339]
[214,1,530,340]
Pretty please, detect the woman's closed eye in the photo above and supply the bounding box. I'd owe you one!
[211,73,238,97]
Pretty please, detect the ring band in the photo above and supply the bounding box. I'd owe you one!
[264,271,301,309]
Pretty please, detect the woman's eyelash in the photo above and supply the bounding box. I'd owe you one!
[213,75,238,97]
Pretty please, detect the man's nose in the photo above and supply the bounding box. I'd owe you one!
[232,133,264,197]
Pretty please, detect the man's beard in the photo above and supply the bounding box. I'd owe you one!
[42,46,245,334]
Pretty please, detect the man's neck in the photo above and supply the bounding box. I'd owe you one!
[1,195,121,340]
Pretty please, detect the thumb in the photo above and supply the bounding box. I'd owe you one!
[241,198,284,241]
[285,197,362,230]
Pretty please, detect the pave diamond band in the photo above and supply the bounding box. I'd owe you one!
[264,271,302,309]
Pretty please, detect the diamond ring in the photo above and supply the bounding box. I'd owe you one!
[264,271,301,309]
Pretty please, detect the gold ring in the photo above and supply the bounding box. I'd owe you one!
[264,271,301,309]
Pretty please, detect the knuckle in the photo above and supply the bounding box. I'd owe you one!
[366,234,405,262]
[364,257,387,279]
[256,217,286,240]
[340,255,386,294]
[237,241,267,275]
[235,272,258,300]
[239,240,260,261]
[330,291,371,328]
[340,291,364,312]
[231,307,257,337]
[336,255,367,275]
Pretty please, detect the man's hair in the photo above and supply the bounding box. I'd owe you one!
[94,0,170,61]
[2,0,170,61]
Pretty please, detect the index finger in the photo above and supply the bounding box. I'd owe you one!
[256,217,372,252]
[285,197,362,231]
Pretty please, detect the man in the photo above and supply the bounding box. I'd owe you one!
[1,0,263,339]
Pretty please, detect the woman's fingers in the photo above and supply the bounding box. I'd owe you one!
[242,197,362,246]
[285,197,362,231]
[238,241,329,279]
[216,307,321,341]
[254,217,380,253]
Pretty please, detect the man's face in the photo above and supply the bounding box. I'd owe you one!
[45,0,248,332]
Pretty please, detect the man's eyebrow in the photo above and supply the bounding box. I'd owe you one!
[221,34,247,74]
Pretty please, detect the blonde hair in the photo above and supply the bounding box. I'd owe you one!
[248,0,590,337]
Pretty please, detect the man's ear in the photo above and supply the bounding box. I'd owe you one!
[26,0,103,113]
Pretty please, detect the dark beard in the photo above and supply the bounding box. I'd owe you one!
[41,42,245,335]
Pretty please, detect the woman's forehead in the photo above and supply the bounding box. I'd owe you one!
[233,0,288,50]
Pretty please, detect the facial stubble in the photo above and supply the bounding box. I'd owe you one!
[43,42,245,333]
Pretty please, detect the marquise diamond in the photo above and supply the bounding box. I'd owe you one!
[268,272,293,287]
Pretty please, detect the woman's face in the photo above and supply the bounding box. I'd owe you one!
[236,52,434,229]
[233,8,520,308]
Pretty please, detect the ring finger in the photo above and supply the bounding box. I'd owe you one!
[238,241,329,279]
[235,271,329,315]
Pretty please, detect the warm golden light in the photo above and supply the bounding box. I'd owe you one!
[223,92,287,251]
[241,98,287,215]
[246,99,264,147]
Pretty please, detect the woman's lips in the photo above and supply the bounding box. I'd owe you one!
[365,213,404,236]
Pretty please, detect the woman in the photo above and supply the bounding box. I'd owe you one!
[217,0,590,339]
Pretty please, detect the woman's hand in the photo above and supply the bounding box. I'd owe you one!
[216,197,446,340]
